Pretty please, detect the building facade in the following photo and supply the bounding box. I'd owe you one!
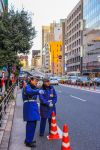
[31,50,41,69]
[49,41,62,76]
[65,1,82,73]
[0,0,8,13]
[42,21,65,75]
[19,55,29,69]
[83,0,100,76]
[42,26,51,73]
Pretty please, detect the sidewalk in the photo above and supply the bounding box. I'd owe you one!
[8,89,61,150]
[8,89,30,150]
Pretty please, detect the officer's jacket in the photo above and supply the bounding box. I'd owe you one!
[39,86,57,118]
[22,84,40,121]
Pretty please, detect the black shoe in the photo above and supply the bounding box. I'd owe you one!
[32,140,36,144]
[25,142,36,148]
[24,140,36,144]
[39,134,44,137]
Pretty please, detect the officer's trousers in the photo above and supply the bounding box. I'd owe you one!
[40,118,51,135]
[25,121,37,143]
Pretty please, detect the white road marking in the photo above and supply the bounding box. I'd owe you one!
[70,95,87,102]
[57,126,63,138]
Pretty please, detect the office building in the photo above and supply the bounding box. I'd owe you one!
[0,0,8,13]
[49,41,62,75]
[19,55,29,69]
[65,1,82,72]
[83,0,100,76]
[42,21,65,75]
[42,26,51,72]
[31,50,41,69]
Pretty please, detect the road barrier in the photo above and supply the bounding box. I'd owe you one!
[88,83,90,90]
[61,82,99,92]
[94,83,96,91]
[0,84,16,127]
[84,83,86,89]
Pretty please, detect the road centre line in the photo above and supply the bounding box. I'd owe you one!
[70,95,87,102]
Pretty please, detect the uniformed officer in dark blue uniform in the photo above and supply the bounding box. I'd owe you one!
[39,78,57,136]
[22,77,43,147]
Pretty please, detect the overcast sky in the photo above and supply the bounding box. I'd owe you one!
[9,0,79,50]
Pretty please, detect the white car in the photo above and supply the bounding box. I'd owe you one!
[50,78,59,85]
[70,76,78,84]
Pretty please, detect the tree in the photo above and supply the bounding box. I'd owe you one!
[0,8,36,66]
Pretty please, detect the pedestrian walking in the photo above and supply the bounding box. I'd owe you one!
[22,76,44,147]
[39,78,57,136]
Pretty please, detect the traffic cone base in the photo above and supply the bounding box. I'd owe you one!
[47,133,61,140]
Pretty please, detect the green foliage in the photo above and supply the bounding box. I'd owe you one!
[0,8,36,67]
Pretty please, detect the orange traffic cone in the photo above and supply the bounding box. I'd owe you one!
[47,111,61,140]
[61,124,71,150]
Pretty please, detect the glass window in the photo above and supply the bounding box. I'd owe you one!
[83,0,100,29]
[0,1,3,12]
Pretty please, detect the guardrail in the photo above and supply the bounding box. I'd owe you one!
[0,84,16,127]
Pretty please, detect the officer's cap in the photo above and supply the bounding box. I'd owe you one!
[43,78,50,83]
[30,76,40,81]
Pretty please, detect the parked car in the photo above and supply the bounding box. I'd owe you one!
[69,76,78,84]
[76,76,93,86]
[93,77,100,86]
[57,76,66,84]
[50,78,59,85]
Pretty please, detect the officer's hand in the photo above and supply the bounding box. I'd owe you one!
[49,102,53,107]
[39,90,44,94]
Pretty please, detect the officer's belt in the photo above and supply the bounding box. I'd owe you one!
[24,100,36,103]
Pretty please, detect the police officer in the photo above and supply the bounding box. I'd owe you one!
[22,76,43,147]
[39,78,57,136]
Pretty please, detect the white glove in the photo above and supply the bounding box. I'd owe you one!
[49,101,53,107]
[39,90,44,94]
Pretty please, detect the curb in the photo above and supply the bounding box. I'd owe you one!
[0,101,16,150]
[60,84,100,93]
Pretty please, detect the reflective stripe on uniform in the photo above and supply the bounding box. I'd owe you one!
[24,100,36,103]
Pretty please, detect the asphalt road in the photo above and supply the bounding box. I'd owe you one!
[8,85,100,150]
[33,85,100,150]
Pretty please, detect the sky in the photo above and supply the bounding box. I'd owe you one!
[8,0,79,64]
